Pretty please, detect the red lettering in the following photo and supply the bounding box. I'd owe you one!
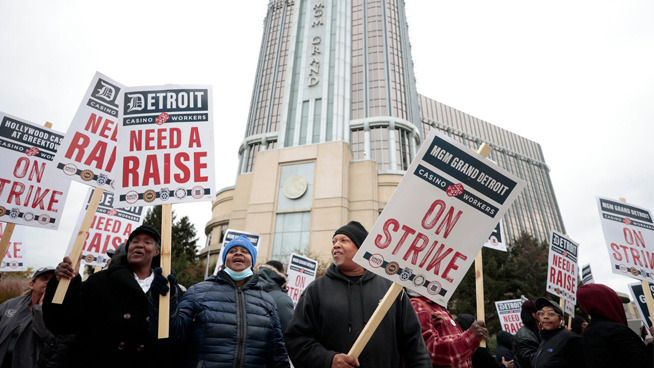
[188,127,201,148]
[375,219,399,249]
[130,130,142,151]
[143,155,161,185]
[145,129,155,150]
[122,156,140,187]
[392,225,415,255]
[193,152,208,182]
[123,223,133,236]
[64,132,90,160]
[403,232,429,265]
[425,243,453,276]
[98,118,115,139]
[83,141,108,170]
[84,113,103,134]
[441,251,467,282]
[435,206,463,239]
[8,182,25,205]
[174,153,190,183]
[422,200,445,229]
[610,243,622,261]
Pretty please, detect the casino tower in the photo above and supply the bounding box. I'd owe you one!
[200,0,565,265]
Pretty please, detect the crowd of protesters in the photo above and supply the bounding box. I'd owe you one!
[1,221,653,367]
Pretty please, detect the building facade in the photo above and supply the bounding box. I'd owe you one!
[200,0,565,267]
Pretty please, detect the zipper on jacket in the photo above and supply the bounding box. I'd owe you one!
[234,287,246,368]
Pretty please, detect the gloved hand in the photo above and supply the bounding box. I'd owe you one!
[150,267,177,297]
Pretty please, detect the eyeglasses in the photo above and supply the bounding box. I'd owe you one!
[537,311,560,317]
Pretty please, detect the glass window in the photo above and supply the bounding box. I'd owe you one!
[272,212,311,260]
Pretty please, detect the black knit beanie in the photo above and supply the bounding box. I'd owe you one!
[333,221,368,248]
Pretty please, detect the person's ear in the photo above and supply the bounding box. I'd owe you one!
[154,248,161,257]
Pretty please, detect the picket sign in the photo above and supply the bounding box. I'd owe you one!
[53,188,104,303]
[619,197,654,320]
[348,282,403,358]
[158,204,172,338]
[0,121,52,267]
[347,143,495,357]
[474,143,492,348]
[557,297,573,328]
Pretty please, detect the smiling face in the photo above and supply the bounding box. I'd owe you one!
[538,306,562,331]
[127,233,160,269]
[225,246,253,272]
[332,234,364,275]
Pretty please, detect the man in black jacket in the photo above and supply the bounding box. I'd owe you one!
[257,260,294,333]
[42,225,180,368]
[284,221,431,368]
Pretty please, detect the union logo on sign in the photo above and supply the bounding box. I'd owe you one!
[25,147,40,156]
[80,170,94,181]
[155,112,170,125]
[63,164,77,176]
[37,214,50,225]
[446,183,464,197]
[143,190,156,203]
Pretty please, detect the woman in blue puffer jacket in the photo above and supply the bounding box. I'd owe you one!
[149,235,289,368]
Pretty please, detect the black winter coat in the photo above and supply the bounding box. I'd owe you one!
[284,264,431,368]
[532,327,584,368]
[581,315,653,368]
[151,270,289,368]
[257,267,294,333]
[514,325,540,368]
[42,264,176,368]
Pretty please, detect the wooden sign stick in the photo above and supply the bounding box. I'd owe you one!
[52,188,104,304]
[0,223,16,266]
[474,143,492,347]
[158,203,173,339]
[0,122,53,266]
[347,282,403,358]
[619,198,654,320]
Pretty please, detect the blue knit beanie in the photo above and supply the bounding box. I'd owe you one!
[222,235,258,268]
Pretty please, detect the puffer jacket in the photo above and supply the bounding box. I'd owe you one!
[151,270,289,368]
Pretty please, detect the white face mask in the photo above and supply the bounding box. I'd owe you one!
[224,266,253,281]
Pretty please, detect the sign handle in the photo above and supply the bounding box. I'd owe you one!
[619,198,654,321]
[158,204,173,339]
[347,282,403,358]
[0,223,16,266]
[474,143,492,347]
[52,188,104,304]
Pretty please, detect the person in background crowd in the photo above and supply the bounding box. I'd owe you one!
[285,221,431,368]
[513,300,540,368]
[577,283,653,368]
[409,292,486,368]
[495,330,518,368]
[456,314,512,368]
[43,225,179,368]
[0,267,55,368]
[257,260,294,333]
[149,235,289,367]
[531,298,584,368]
[568,315,587,336]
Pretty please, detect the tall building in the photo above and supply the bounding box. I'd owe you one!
[200,0,565,266]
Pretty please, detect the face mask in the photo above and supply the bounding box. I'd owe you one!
[224,266,253,281]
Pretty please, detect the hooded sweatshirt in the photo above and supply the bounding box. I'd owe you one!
[577,283,653,368]
[284,264,431,368]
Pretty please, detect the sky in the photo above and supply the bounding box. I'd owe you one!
[0,1,652,297]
